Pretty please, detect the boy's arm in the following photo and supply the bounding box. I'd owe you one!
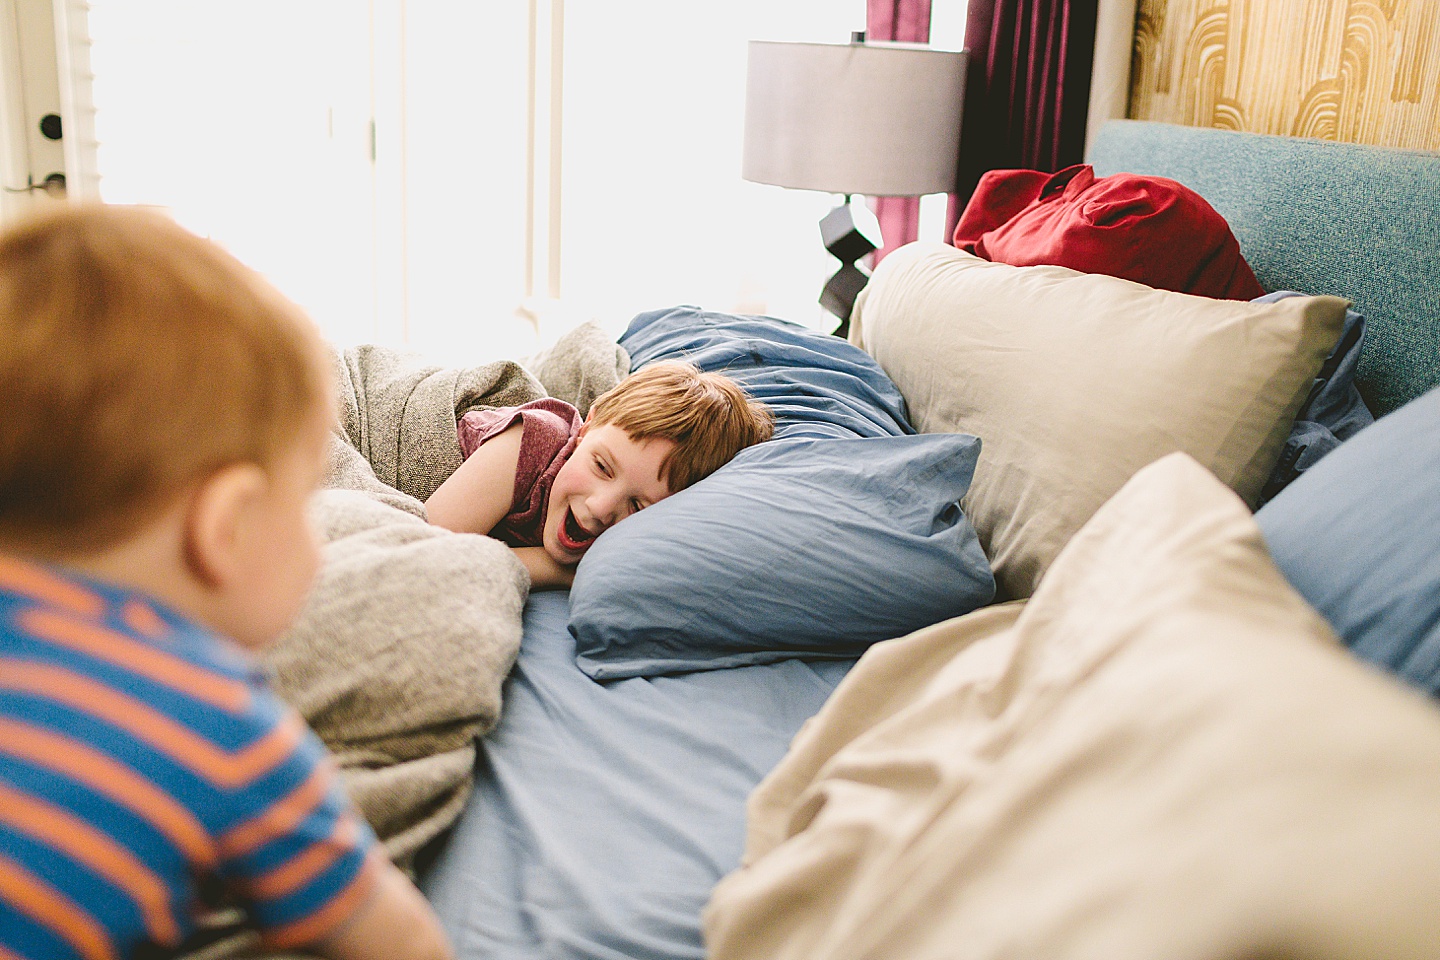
[513,546,575,590]
[310,858,453,960]
[425,421,523,534]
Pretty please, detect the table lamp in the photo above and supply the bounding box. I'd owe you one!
[742,35,967,335]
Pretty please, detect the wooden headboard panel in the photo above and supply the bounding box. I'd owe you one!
[1127,0,1440,152]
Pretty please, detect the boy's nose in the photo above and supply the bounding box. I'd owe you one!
[587,489,623,527]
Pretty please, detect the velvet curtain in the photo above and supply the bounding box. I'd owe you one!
[947,0,1100,240]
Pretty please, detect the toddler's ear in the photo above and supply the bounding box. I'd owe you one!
[184,463,267,589]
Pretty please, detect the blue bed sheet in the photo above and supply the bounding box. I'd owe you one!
[421,591,854,960]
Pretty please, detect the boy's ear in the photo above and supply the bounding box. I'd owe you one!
[183,463,267,588]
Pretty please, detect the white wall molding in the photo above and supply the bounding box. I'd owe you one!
[53,0,99,201]
[521,0,564,312]
[0,0,98,224]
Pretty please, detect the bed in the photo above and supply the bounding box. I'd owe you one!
[408,120,1440,960]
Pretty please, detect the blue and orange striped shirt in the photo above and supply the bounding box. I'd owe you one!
[0,554,378,959]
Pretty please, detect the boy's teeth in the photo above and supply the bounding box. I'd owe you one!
[564,508,594,545]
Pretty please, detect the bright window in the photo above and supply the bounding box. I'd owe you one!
[88,2,964,365]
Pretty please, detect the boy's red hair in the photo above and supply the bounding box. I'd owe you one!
[588,360,772,491]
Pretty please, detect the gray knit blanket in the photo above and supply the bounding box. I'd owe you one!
[274,321,629,865]
[185,323,627,959]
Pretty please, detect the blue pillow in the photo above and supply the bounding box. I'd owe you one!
[1255,291,1374,502]
[621,306,915,440]
[1256,385,1440,695]
[566,307,995,679]
[570,434,996,679]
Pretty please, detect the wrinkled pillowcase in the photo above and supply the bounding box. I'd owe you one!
[1255,291,1373,502]
[1257,384,1440,697]
[849,243,1348,600]
[572,434,995,678]
[566,306,995,678]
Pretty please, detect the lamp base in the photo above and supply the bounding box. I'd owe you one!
[820,262,871,332]
[818,199,883,338]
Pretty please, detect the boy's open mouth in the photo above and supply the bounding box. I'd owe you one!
[557,507,598,552]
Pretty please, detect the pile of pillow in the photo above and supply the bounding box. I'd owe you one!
[848,243,1348,600]
[953,164,1373,503]
[568,306,997,679]
[566,213,1433,697]
[840,232,1439,701]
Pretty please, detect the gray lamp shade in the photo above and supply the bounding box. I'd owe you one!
[742,39,968,198]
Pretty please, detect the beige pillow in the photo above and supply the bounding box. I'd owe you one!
[848,242,1348,599]
[705,453,1440,960]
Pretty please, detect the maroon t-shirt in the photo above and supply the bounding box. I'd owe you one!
[456,398,581,547]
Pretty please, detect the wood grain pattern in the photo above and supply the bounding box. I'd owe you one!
[1130,0,1440,149]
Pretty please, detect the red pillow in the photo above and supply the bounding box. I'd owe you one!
[952,164,1265,301]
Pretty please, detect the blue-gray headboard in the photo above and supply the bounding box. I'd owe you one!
[1088,120,1440,417]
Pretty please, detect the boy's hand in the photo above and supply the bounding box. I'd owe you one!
[513,546,576,590]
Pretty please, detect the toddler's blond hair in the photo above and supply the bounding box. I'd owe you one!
[0,203,332,555]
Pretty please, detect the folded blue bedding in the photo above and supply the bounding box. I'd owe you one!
[620,305,915,440]
[1254,291,1373,502]
[422,592,854,960]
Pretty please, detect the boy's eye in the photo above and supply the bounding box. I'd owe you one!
[630,498,644,515]
[593,455,611,478]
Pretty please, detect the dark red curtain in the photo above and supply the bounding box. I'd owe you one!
[946,0,1100,240]
[865,0,932,265]
[865,0,1099,263]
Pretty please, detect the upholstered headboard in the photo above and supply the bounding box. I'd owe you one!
[1087,119,1440,417]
